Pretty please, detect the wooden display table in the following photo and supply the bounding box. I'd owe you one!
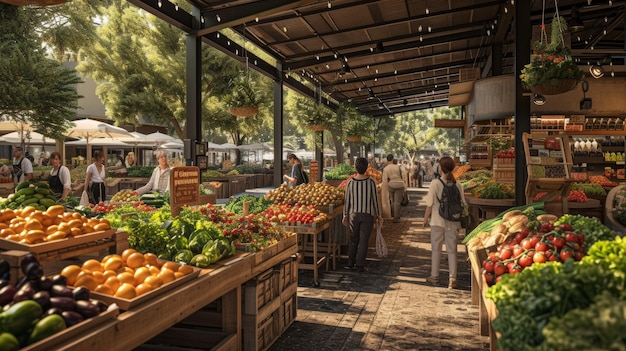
[468,246,499,351]
[465,195,515,224]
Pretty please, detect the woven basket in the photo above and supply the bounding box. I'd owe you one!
[529,79,579,96]
[307,124,328,132]
[228,106,258,117]
[347,136,362,142]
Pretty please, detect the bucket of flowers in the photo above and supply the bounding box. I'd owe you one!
[520,16,585,96]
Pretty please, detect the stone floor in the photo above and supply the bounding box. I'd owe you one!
[270,186,489,351]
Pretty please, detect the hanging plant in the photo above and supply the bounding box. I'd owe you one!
[304,104,332,131]
[224,75,260,117]
[342,104,372,141]
[520,16,585,95]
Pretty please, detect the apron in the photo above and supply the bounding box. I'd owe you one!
[49,167,64,199]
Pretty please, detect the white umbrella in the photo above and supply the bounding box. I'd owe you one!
[143,131,176,144]
[0,131,50,145]
[65,119,131,159]
[214,142,238,150]
[66,138,130,147]
[159,141,183,149]
[237,142,273,151]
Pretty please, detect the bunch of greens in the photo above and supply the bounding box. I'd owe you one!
[487,236,626,351]
[233,164,264,174]
[324,164,356,180]
[554,214,615,251]
[126,217,170,255]
[458,169,492,182]
[126,166,156,178]
[225,194,272,214]
[472,181,515,199]
[571,182,607,197]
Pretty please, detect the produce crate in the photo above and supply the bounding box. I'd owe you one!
[278,289,297,332]
[229,176,247,196]
[22,303,119,351]
[274,257,297,293]
[243,310,280,351]
[244,268,279,316]
[493,168,515,184]
[139,327,237,351]
[493,157,515,168]
[88,263,201,310]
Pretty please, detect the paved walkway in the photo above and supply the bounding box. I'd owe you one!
[270,186,489,351]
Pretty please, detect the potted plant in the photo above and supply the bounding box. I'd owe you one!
[343,107,371,142]
[520,16,585,95]
[224,75,260,117]
[305,104,332,131]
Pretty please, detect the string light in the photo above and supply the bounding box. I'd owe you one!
[418,25,423,32]
[428,26,432,32]
[282,26,287,33]
[419,35,423,41]
[327,1,331,8]
[216,14,221,22]
[255,17,259,22]
[504,7,508,13]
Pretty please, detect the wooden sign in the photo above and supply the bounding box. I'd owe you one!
[170,166,200,206]
[309,161,319,183]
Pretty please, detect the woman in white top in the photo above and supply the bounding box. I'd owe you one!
[48,152,72,201]
[84,151,106,204]
[381,154,405,223]
[135,151,171,195]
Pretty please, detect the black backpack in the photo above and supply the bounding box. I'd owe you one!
[437,178,463,221]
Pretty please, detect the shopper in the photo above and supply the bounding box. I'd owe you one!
[12,146,33,185]
[48,152,72,202]
[422,156,465,289]
[85,151,106,204]
[134,150,171,195]
[283,153,307,187]
[381,154,405,223]
[433,158,440,179]
[125,151,136,167]
[110,152,127,177]
[342,157,382,272]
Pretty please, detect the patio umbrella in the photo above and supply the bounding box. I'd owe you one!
[65,119,131,159]
[143,131,176,145]
[66,138,130,147]
[0,131,49,145]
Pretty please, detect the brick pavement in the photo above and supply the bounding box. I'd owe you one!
[270,186,489,351]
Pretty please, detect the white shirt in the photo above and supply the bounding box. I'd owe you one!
[86,163,106,183]
[13,157,33,183]
[50,166,72,190]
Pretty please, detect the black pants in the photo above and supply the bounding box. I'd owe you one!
[90,182,105,204]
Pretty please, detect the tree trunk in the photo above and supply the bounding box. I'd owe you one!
[331,132,344,165]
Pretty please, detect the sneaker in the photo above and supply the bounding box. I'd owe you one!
[426,276,439,286]
[448,278,457,289]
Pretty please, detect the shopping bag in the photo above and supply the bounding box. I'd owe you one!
[375,224,388,258]
[79,191,90,206]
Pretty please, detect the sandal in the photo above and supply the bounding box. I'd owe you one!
[426,276,439,286]
[448,278,457,289]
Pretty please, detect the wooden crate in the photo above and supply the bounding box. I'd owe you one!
[274,258,295,293]
[279,290,297,332]
[244,268,279,316]
[492,157,515,168]
[139,327,237,351]
[243,310,280,351]
[493,168,515,184]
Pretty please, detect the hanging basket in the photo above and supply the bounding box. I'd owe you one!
[347,136,362,142]
[529,78,579,96]
[307,124,328,132]
[0,0,70,5]
[228,106,259,117]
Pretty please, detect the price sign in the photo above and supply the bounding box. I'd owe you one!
[170,166,200,206]
[309,161,319,183]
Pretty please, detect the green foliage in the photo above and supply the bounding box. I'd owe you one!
[224,194,272,214]
[324,164,356,180]
[520,16,585,89]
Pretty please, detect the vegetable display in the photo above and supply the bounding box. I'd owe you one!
[224,194,272,214]
[265,182,344,206]
[324,164,356,180]
[471,181,515,199]
[0,181,60,211]
[0,254,110,349]
[486,236,626,351]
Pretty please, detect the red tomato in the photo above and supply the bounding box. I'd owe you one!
[499,247,513,260]
[565,232,578,243]
[521,238,533,250]
[558,223,573,231]
[513,244,525,258]
[535,241,549,252]
[574,251,584,261]
[494,261,507,276]
[484,272,495,286]
[552,237,565,249]
[529,235,540,247]
[508,263,523,274]
[518,253,534,267]
[560,248,574,262]
[482,260,495,273]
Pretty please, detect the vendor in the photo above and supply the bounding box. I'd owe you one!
[109,152,127,177]
[48,151,71,201]
[13,146,33,185]
[125,151,136,168]
[134,151,170,195]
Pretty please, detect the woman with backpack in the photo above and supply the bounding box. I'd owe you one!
[422,156,466,289]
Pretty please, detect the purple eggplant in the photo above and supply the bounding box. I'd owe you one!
[38,276,53,291]
[72,287,90,301]
[20,254,40,275]
[49,296,76,311]
[50,285,73,298]
[51,274,67,287]
[43,307,64,317]
[0,285,17,306]
[12,285,35,302]
[75,300,99,318]
[33,290,51,308]
[61,311,85,327]
[91,299,109,313]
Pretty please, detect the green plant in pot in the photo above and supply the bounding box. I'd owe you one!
[224,74,261,117]
[342,105,372,142]
[305,104,333,131]
[520,16,585,95]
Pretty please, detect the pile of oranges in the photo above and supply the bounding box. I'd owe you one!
[0,205,112,244]
[60,249,195,299]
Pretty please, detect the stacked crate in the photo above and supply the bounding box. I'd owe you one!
[493,157,515,184]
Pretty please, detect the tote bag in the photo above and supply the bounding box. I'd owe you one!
[375,224,388,258]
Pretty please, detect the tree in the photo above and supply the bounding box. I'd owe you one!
[0,4,81,141]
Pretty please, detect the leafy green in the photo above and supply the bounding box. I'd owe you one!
[555,214,615,251]
[224,194,272,214]
[324,164,356,180]
[126,218,169,254]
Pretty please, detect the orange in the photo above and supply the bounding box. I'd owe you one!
[174,272,185,279]
[103,256,124,271]
[72,212,83,220]
[135,283,154,296]
[121,249,138,262]
[124,266,135,274]
[114,283,137,299]
[126,252,146,269]
[104,276,121,292]
[74,274,98,291]
[158,269,176,284]
[178,265,194,276]
[143,275,163,289]
[60,265,82,286]
[117,272,135,285]
[102,270,118,280]
[82,224,95,234]
[70,227,83,237]
[161,261,180,272]
[148,266,160,275]
[133,267,152,286]
[94,284,113,296]
[92,271,106,284]
[143,253,158,266]
[82,259,104,273]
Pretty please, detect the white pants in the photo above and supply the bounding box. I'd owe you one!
[430,224,458,279]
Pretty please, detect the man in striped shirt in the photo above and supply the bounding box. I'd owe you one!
[342,157,383,272]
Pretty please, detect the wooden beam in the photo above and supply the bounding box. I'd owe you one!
[434,119,467,129]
